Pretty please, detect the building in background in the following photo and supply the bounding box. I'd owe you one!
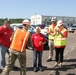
[30,14,76,26]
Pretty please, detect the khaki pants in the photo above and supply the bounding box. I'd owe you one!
[48,40,54,59]
[2,50,26,75]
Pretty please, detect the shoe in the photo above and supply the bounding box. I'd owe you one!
[47,59,52,62]
[58,63,63,68]
[0,69,2,74]
[34,67,37,72]
[39,67,43,71]
[53,63,59,68]
[38,67,43,71]
[12,66,19,70]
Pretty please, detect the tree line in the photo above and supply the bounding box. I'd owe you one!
[0,18,30,26]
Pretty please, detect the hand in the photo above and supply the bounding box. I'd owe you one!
[55,29,61,34]
[47,29,53,34]
[52,32,56,36]
[74,30,76,35]
[39,41,43,45]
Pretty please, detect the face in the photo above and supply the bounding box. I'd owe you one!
[36,28,41,34]
[23,24,30,30]
[58,25,63,30]
[4,23,10,29]
[52,20,57,24]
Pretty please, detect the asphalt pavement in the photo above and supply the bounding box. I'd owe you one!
[0,33,76,75]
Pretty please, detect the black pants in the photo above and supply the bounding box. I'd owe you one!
[55,47,65,63]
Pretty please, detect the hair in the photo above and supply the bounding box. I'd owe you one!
[35,26,41,32]
[4,20,11,24]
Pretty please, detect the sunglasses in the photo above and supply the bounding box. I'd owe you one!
[23,24,30,27]
[23,24,27,26]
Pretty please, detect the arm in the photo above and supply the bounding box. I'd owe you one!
[0,27,3,35]
[27,34,32,48]
[40,35,46,45]
[47,26,53,34]
[51,27,57,36]
[40,41,46,45]
[10,32,15,41]
[56,29,68,38]
[74,30,76,35]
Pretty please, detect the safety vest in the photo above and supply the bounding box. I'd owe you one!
[10,28,30,52]
[54,28,67,47]
[48,24,56,40]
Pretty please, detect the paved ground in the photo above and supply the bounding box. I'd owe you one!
[0,33,76,75]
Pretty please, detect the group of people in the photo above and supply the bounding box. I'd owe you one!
[47,17,68,68]
[0,19,46,75]
[0,17,68,75]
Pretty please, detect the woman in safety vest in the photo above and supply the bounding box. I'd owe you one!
[2,19,32,75]
[53,20,68,68]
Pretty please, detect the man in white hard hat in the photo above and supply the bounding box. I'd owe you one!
[47,17,57,62]
[2,19,32,75]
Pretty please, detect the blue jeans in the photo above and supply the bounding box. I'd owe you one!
[33,50,43,68]
[0,45,9,69]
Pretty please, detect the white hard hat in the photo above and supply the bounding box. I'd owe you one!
[51,17,57,21]
[22,19,30,25]
[57,20,63,26]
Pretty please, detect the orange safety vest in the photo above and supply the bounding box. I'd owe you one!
[10,28,30,52]
[48,24,56,40]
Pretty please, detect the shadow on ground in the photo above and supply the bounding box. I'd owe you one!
[26,59,76,75]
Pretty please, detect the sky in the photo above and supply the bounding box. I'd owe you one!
[0,0,76,19]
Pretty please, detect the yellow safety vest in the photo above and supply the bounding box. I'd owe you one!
[54,28,67,47]
[48,25,56,40]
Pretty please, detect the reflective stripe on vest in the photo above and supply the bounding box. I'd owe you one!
[54,28,67,46]
[21,31,29,52]
[10,28,30,52]
[54,37,66,46]
[48,25,55,40]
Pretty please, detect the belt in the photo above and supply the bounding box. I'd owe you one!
[50,39,54,41]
